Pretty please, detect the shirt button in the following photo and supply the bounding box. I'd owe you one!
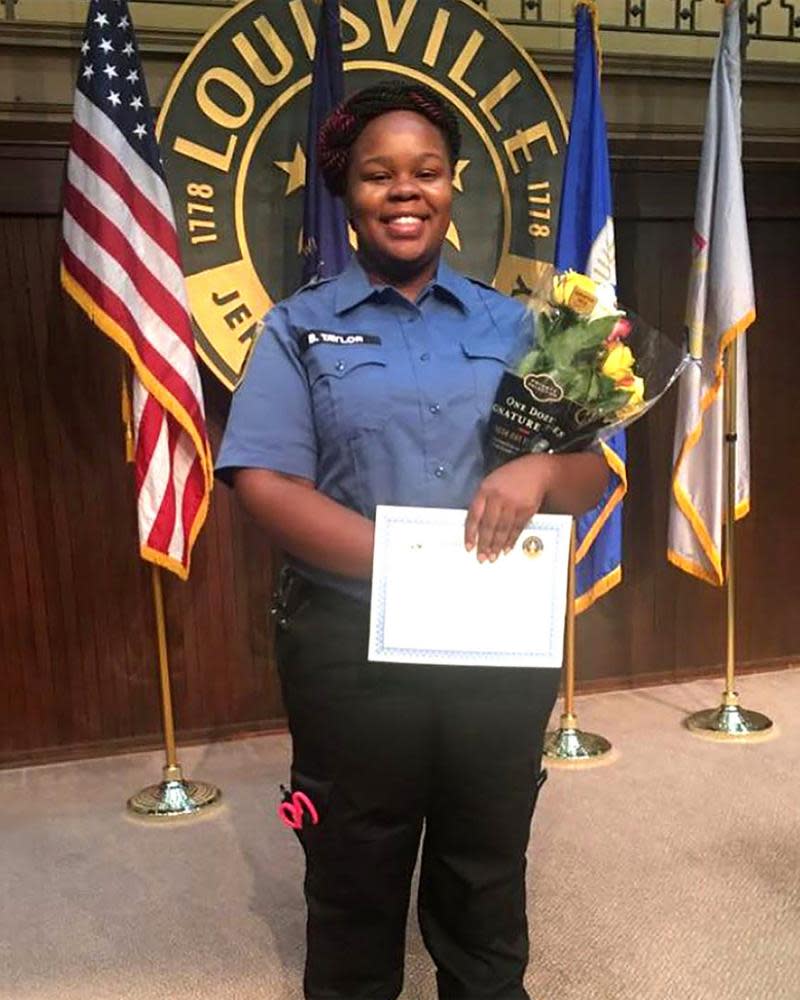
[429,403,440,415]
[420,352,430,362]
[434,465,446,478]
[335,360,345,372]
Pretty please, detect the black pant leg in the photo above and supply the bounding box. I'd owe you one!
[417,667,561,1000]
[277,593,435,1000]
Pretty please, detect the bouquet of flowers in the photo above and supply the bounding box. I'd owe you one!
[486,269,687,466]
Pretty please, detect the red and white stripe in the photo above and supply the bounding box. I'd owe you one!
[62,90,210,577]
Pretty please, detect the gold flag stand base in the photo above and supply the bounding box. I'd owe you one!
[683,340,777,746]
[685,690,774,742]
[544,712,613,767]
[127,567,223,820]
[545,527,615,769]
[127,763,221,818]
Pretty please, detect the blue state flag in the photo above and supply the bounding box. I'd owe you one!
[555,0,627,613]
[301,0,351,283]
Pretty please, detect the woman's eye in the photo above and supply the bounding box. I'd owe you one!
[365,173,390,182]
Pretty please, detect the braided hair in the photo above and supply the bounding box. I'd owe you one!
[317,80,462,197]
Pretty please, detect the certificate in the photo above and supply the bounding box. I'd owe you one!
[368,506,572,668]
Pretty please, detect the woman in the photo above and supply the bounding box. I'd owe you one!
[217,81,607,1000]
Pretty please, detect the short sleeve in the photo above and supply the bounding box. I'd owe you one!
[215,305,317,486]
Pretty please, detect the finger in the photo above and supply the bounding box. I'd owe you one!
[487,504,517,560]
[464,494,486,552]
[503,512,535,554]
[477,494,504,562]
[502,486,545,554]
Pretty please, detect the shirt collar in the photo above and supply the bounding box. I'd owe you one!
[433,258,478,314]
[333,255,378,315]
[333,254,478,315]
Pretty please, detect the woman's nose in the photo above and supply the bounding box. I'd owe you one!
[386,176,420,200]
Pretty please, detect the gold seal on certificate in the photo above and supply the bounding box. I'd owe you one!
[368,506,572,669]
[522,535,545,559]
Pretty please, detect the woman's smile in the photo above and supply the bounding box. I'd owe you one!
[381,212,428,240]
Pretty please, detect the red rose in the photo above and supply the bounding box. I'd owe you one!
[606,317,632,344]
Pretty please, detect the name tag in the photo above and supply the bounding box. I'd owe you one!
[299,330,382,353]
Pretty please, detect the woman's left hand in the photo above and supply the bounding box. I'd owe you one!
[464,454,556,562]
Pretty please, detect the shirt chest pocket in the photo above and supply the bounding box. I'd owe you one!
[304,344,389,437]
[460,334,512,415]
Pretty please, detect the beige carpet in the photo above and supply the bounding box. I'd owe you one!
[1,668,798,1000]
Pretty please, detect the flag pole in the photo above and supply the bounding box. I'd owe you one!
[127,566,222,816]
[684,338,773,740]
[151,564,178,771]
[544,521,613,765]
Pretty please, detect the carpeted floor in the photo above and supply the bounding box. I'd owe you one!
[1,668,798,1000]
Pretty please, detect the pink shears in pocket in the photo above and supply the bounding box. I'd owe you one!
[278,786,319,831]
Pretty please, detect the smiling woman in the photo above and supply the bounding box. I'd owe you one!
[214,80,607,1000]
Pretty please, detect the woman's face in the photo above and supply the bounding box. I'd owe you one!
[345,110,453,283]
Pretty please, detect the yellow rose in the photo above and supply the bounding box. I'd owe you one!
[552,270,598,315]
[626,375,645,407]
[601,343,635,381]
[617,375,646,419]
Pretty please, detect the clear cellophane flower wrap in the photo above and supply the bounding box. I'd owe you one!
[486,267,688,467]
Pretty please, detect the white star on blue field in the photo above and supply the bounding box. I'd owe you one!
[77,0,161,174]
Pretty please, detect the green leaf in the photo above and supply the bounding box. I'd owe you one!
[591,389,634,418]
[547,322,607,370]
[559,366,591,398]
[586,315,618,341]
[516,349,550,377]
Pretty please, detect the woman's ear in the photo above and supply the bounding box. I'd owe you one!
[344,198,357,234]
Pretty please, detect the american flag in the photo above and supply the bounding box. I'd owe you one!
[61,0,212,580]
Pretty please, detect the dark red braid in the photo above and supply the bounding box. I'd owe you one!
[317,80,462,197]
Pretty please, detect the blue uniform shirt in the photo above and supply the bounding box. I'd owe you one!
[216,255,533,600]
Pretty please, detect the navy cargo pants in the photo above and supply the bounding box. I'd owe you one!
[275,574,560,1000]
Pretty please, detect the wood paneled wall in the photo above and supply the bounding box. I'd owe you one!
[1,143,799,766]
